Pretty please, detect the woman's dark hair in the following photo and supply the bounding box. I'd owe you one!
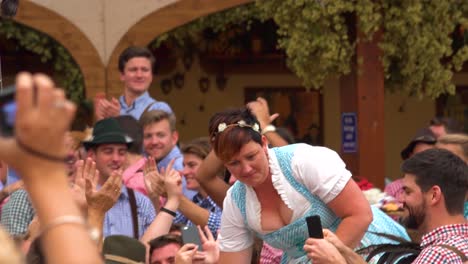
[208,108,262,162]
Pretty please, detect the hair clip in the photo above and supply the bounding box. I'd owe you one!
[212,120,260,142]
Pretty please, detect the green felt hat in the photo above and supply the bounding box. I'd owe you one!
[102,235,145,264]
[83,118,133,150]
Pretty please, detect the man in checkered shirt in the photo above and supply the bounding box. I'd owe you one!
[399,148,467,263]
[305,148,467,263]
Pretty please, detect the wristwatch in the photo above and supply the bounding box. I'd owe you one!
[262,124,276,135]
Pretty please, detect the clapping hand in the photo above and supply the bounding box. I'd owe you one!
[164,159,182,199]
[75,158,121,214]
[143,156,167,200]
[74,158,98,191]
[86,172,122,214]
[95,97,120,121]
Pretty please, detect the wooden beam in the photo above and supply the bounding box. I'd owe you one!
[340,29,386,189]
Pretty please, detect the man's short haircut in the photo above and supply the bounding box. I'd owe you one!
[401,148,468,215]
[437,133,468,159]
[139,110,176,132]
[118,46,156,73]
[429,117,463,134]
[114,115,143,154]
[169,223,184,234]
[148,234,183,257]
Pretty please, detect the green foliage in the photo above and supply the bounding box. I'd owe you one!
[380,0,468,98]
[0,20,85,103]
[151,1,468,98]
[151,3,262,53]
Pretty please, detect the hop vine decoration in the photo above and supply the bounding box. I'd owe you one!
[152,0,468,98]
[256,0,380,89]
[0,19,85,103]
[151,3,262,52]
[379,0,468,98]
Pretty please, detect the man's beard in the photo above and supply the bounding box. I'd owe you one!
[402,201,426,230]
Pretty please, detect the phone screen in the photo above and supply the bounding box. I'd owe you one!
[306,215,324,239]
[181,225,203,251]
[0,87,16,136]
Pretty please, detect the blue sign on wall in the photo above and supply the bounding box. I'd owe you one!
[342,112,357,153]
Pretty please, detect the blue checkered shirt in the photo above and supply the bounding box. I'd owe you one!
[103,186,156,239]
[119,91,172,120]
[173,193,222,238]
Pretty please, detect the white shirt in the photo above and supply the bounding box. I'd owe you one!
[218,144,352,252]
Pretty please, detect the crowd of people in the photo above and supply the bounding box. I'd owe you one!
[0,46,466,264]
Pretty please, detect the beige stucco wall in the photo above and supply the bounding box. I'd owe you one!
[29,0,178,64]
[150,57,305,142]
[384,93,435,180]
[147,55,468,182]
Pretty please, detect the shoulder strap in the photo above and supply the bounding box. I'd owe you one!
[438,244,467,261]
[127,188,139,239]
[141,101,156,117]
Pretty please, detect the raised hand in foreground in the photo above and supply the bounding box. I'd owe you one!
[0,73,102,264]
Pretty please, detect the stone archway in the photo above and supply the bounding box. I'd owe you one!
[106,0,254,97]
[14,0,105,98]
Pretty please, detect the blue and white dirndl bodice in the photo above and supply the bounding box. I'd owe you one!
[230,145,410,264]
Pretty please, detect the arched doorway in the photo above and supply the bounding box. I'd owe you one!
[13,0,105,99]
[106,0,254,96]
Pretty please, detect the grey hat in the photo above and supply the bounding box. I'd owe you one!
[401,128,436,160]
[102,235,146,264]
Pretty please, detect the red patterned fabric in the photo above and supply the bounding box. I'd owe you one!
[413,223,468,264]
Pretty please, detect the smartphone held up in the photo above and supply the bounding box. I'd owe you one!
[0,86,16,137]
[181,225,203,251]
[306,215,324,239]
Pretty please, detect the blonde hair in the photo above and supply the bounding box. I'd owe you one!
[437,133,468,159]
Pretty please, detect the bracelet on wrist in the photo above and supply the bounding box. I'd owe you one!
[39,215,87,237]
[160,207,177,217]
[16,138,68,163]
[261,124,276,135]
[39,215,100,243]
